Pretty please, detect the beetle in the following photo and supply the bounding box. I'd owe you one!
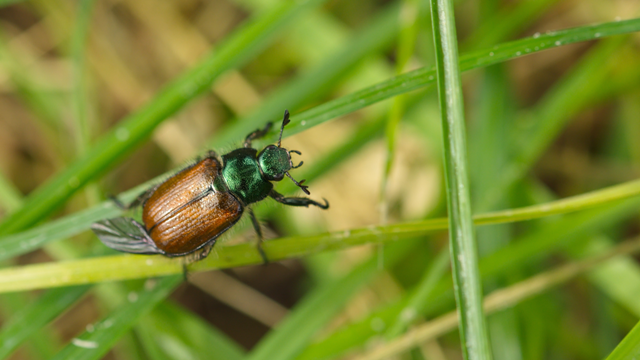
[91,110,328,263]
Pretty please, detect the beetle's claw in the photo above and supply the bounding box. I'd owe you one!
[298,180,310,195]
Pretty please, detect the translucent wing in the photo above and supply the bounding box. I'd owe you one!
[91,217,164,255]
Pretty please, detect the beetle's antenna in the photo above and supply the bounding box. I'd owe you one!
[277,110,290,148]
[285,172,310,195]
[288,150,303,169]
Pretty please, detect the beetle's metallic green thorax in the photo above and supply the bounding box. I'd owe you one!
[212,173,228,193]
[258,145,292,181]
[221,148,273,205]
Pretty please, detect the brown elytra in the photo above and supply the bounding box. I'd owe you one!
[142,157,242,255]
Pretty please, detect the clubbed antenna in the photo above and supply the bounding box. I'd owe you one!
[277,110,290,148]
[285,172,310,195]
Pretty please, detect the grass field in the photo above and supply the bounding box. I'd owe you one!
[1,0,640,359]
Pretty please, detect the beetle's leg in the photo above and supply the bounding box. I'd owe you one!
[108,195,127,210]
[194,150,220,163]
[248,208,269,264]
[108,192,148,210]
[182,244,211,280]
[244,122,273,148]
[204,150,219,160]
[182,263,189,282]
[180,242,215,281]
[109,185,158,210]
[269,189,329,209]
[196,241,215,261]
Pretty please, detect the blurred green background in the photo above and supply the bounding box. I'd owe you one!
[1,0,640,359]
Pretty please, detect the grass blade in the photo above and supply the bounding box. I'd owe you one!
[604,320,640,360]
[478,36,628,211]
[462,0,561,49]
[69,0,95,157]
[381,0,423,220]
[384,247,450,338]
[2,177,640,292]
[246,240,417,360]
[355,239,640,360]
[209,1,402,149]
[429,0,492,357]
[0,286,90,359]
[264,18,640,142]
[0,171,22,212]
[138,302,245,360]
[50,276,181,360]
[570,236,640,317]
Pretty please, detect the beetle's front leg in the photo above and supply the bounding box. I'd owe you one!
[244,122,273,148]
[269,190,329,209]
[248,208,269,264]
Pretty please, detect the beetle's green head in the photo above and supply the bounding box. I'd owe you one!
[257,110,310,195]
[258,145,296,181]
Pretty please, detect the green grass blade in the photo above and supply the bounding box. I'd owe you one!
[478,199,640,280]
[429,0,492,357]
[0,0,326,236]
[355,239,640,360]
[296,301,408,360]
[69,0,96,157]
[469,65,512,211]
[0,200,128,261]
[381,0,422,218]
[138,302,245,360]
[50,276,181,360]
[0,171,23,212]
[479,36,628,210]
[295,116,385,184]
[265,18,640,143]
[0,286,89,359]
[463,0,561,49]
[209,1,402,149]
[573,237,640,317]
[2,177,640,292]
[246,240,417,360]
[385,247,450,338]
[604,320,640,359]
[469,65,520,360]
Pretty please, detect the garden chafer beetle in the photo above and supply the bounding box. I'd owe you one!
[91,110,328,263]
